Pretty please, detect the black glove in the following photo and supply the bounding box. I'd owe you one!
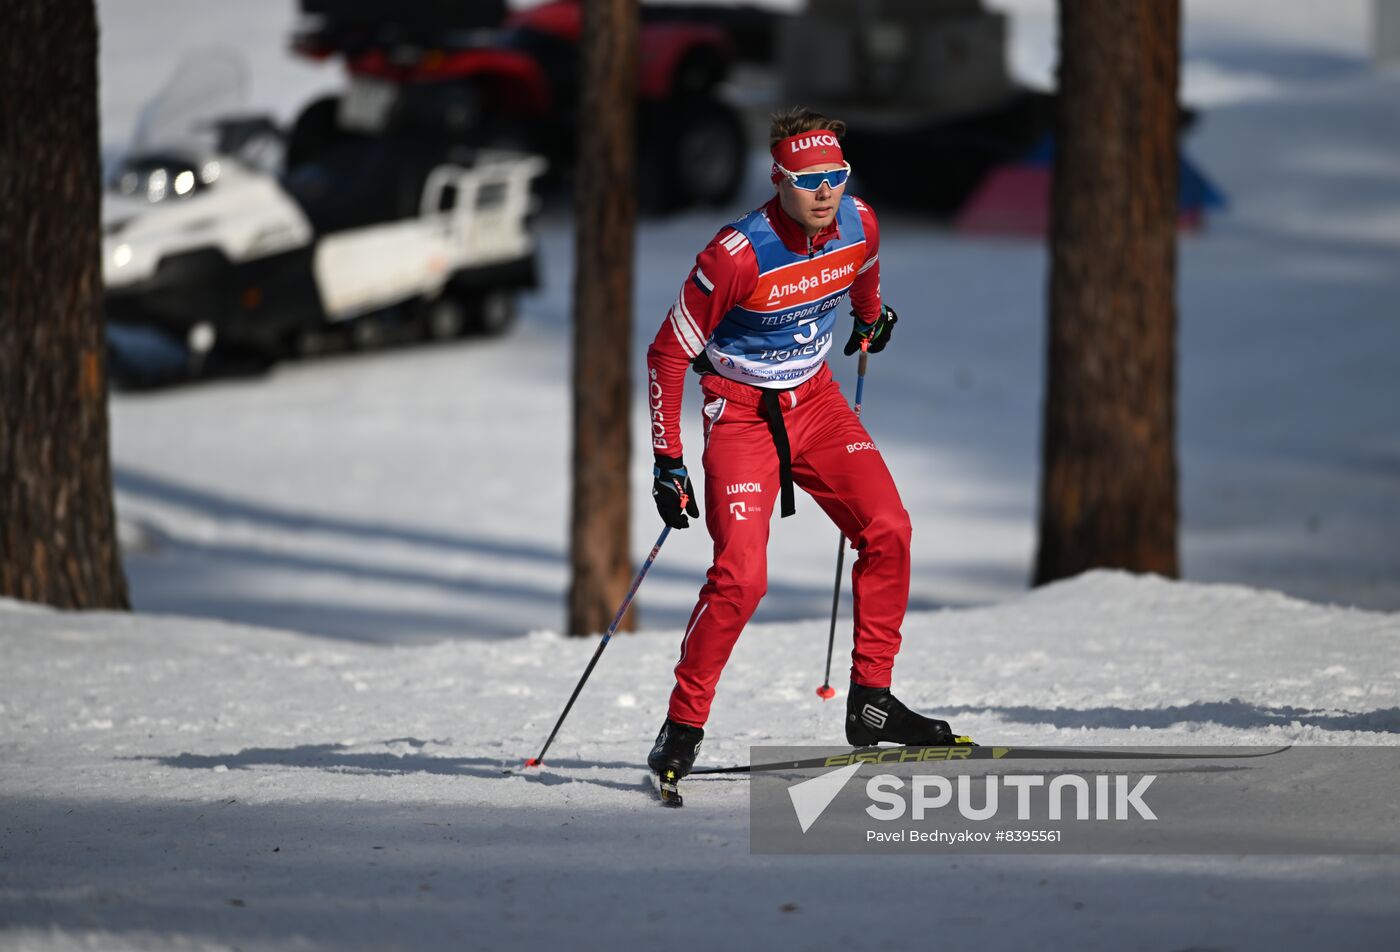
[843,303,899,356]
[652,455,700,529]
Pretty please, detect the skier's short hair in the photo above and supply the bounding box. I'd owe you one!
[769,107,847,149]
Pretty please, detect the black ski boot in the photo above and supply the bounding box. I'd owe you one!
[648,718,704,779]
[648,718,703,808]
[845,682,974,746]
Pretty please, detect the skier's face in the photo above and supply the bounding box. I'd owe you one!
[777,163,847,236]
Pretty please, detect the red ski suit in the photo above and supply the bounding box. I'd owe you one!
[647,194,911,728]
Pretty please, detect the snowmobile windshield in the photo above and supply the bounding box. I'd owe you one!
[128,47,250,158]
[112,49,284,203]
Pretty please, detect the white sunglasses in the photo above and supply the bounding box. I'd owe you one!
[775,162,852,191]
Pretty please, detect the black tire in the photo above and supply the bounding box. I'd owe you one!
[672,47,727,98]
[639,95,746,214]
[349,315,385,350]
[286,326,335,359]
[465,290,517,337]
[423,295,468,341]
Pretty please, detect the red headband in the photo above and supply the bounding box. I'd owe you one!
[770,130,844,182]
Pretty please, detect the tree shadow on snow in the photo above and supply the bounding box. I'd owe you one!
[135,737,652,796]
[116,466,564,567]
[946,699,1400,734]
[114,464,952,642]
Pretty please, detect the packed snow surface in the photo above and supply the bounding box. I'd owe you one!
[3,573,1399,950]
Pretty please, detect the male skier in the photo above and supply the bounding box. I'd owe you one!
[645,108,972,783]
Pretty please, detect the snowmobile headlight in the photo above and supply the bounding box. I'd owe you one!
[147,168,168,203]
[112,244,133,268]
[174,170,196,196]
[187,322,217,354]
[200,161,221,185]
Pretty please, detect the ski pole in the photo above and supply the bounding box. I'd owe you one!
[817,342,870,700]
[525,522,675,767]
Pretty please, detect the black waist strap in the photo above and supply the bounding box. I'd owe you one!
[760,388,796,518]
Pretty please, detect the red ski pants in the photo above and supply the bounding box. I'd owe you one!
[668,364,912,728]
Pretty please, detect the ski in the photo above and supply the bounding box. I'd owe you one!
[689,744,1293,775]
[651,767,685,807]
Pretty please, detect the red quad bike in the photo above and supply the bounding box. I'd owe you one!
[289,0,748,213]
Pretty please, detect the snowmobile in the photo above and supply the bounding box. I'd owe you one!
[288,0,749,213]
[103,50,545,384]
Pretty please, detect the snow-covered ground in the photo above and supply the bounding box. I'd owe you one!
[4,1,1397,949]
[3,573,1399,950]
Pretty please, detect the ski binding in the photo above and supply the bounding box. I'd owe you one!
[652,767,684,808]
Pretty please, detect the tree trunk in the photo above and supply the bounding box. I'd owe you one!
[568,0,638,634]
[0,0,129,609]
[1033,2,1181,585]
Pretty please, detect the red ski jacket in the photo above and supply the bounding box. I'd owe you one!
[646,193,883,458]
